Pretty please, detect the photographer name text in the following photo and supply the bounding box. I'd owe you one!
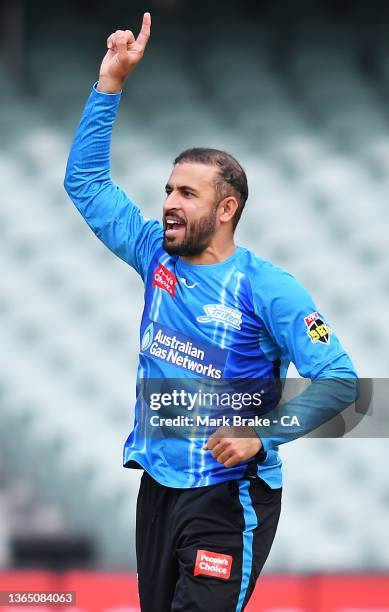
[149,415,300,427]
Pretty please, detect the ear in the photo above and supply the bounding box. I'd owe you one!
[218,196,239,224]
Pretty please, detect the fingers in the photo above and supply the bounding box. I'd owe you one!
[223,456,240,468]
[203,425,230,451]
[207,440,239,467]
[105,12,151,56]
[210,441,224,458]
[215,448,235,465]
[203,436,217,451]
[136,11,151,51]
[204,434,256,468]
[107,29,136,53]
[204,436,232,463]
[107,33,115,50]
[117,30,136,62]
[125,29,136,46]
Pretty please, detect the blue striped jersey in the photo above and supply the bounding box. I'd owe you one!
[64,85,357,489]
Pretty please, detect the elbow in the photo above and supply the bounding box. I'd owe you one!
[328,370,360,406]
[63,161,83,202]
[63,163,73,197]
[336,361,359,405]
[317,353,359,404]
[341,376,360,405]
[63,148,81,198]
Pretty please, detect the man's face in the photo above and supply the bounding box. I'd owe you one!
[162,162,220,257]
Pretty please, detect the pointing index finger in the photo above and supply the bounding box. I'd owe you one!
[136,12,151,51]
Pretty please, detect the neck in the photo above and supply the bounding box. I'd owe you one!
[180,239,236,265]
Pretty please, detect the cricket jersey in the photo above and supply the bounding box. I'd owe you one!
[64,85,357,489]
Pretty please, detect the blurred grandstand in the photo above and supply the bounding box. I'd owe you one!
[0,0,388,597]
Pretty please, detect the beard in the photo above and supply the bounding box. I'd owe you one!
[163,204,217,257]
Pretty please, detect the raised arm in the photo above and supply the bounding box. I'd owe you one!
[64,13,163,281]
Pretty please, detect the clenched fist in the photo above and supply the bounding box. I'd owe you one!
[203,426,262,468]
[97,12,151,93]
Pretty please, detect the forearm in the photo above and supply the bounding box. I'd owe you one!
[64,84,121,202]
[258,366,359,452]
[63,81,162,278]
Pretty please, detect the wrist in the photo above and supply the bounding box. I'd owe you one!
[97,76,125,94]
[251,428,267,461]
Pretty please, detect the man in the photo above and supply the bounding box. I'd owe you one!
[64,13,357,611]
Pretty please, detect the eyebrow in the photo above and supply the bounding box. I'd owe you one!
[165,183,200,195]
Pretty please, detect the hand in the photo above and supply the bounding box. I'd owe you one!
[203,426,262,468]
[97,12,151,93]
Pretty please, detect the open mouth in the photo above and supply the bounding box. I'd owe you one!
[164,217,186,239]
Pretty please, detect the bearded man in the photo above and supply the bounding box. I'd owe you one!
[64,13,357,612]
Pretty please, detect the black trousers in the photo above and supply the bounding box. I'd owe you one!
[136,470,282,612]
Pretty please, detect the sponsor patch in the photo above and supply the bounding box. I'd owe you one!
[304,311,332,344]
[152,264,177,298]
[194,550,233,580]
[140,321,226,379]
[197,304,242,330]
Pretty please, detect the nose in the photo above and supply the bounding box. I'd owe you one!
[164,191,182,214]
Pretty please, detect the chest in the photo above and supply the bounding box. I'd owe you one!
[143,257,260,351]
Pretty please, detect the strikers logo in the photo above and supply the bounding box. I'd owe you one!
[304,312,332,344]
[152,263,177,298]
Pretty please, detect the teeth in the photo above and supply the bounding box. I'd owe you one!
[166,219,184,225]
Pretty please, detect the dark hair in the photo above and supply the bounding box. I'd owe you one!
[174,148,248,230]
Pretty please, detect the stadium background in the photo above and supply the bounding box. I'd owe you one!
[1,0,388,609]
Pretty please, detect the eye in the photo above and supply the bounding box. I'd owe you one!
[182,190,193,197]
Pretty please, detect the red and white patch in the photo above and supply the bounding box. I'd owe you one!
[304,311,319,327]
[152,264,177,298]
[194,549,233,580]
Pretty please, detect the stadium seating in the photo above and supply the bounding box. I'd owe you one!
[1,3,388,571]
